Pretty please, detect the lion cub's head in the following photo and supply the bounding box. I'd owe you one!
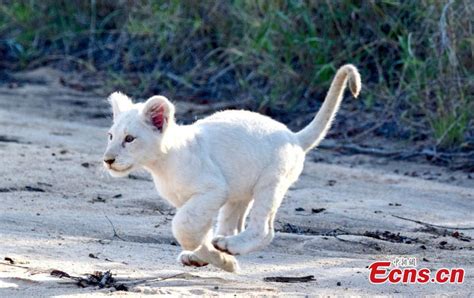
[103,92,175,177]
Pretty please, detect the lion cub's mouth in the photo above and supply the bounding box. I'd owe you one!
[108,164,133,173]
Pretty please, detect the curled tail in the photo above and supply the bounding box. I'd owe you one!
[296,64,361,152]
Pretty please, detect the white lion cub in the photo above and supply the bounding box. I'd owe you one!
[103,64,361,272]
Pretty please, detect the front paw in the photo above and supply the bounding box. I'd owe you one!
[178,251,209,267]
[212,236,239,255]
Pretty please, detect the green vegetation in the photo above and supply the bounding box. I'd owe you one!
[0,0,472,149]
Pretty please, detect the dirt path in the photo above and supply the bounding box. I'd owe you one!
[0,68,473,296]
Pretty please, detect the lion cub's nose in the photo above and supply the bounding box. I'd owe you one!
[104,158,115,165]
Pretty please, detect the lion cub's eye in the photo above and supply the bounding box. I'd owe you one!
[124,135,135,143]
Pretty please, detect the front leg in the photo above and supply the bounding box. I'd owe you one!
[172,188,239,272]
[212,180,288,256]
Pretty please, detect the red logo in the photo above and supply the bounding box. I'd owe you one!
[368,259,465,284]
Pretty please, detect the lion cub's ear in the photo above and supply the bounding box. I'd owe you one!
[108,92,133,119]
[140,95,175,132]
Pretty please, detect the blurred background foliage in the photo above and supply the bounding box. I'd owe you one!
[0,0,472,150]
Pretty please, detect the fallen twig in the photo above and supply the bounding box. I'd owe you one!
[51,269,128,291]
[318,143,405,157]
[333,234,382,251]
[104,215,127,241]
[319,142,474,159]
[0,261,31,270]
[115,273,190,287]
[392,215,474,230]
[264,275,315,283]
[318,142,474,170]
[350,121,387,142]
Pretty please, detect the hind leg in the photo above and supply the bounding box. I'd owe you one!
[215,200,252,236]
[173,190,239,272]
[212,181,288,255]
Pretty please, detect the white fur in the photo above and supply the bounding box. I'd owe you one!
[103,64,361,272]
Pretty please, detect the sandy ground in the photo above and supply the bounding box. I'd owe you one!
[0,68,473,296]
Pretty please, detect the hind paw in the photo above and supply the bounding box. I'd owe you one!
[212,236,239,255]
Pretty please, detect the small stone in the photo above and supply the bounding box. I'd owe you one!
[311,208,326,214]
